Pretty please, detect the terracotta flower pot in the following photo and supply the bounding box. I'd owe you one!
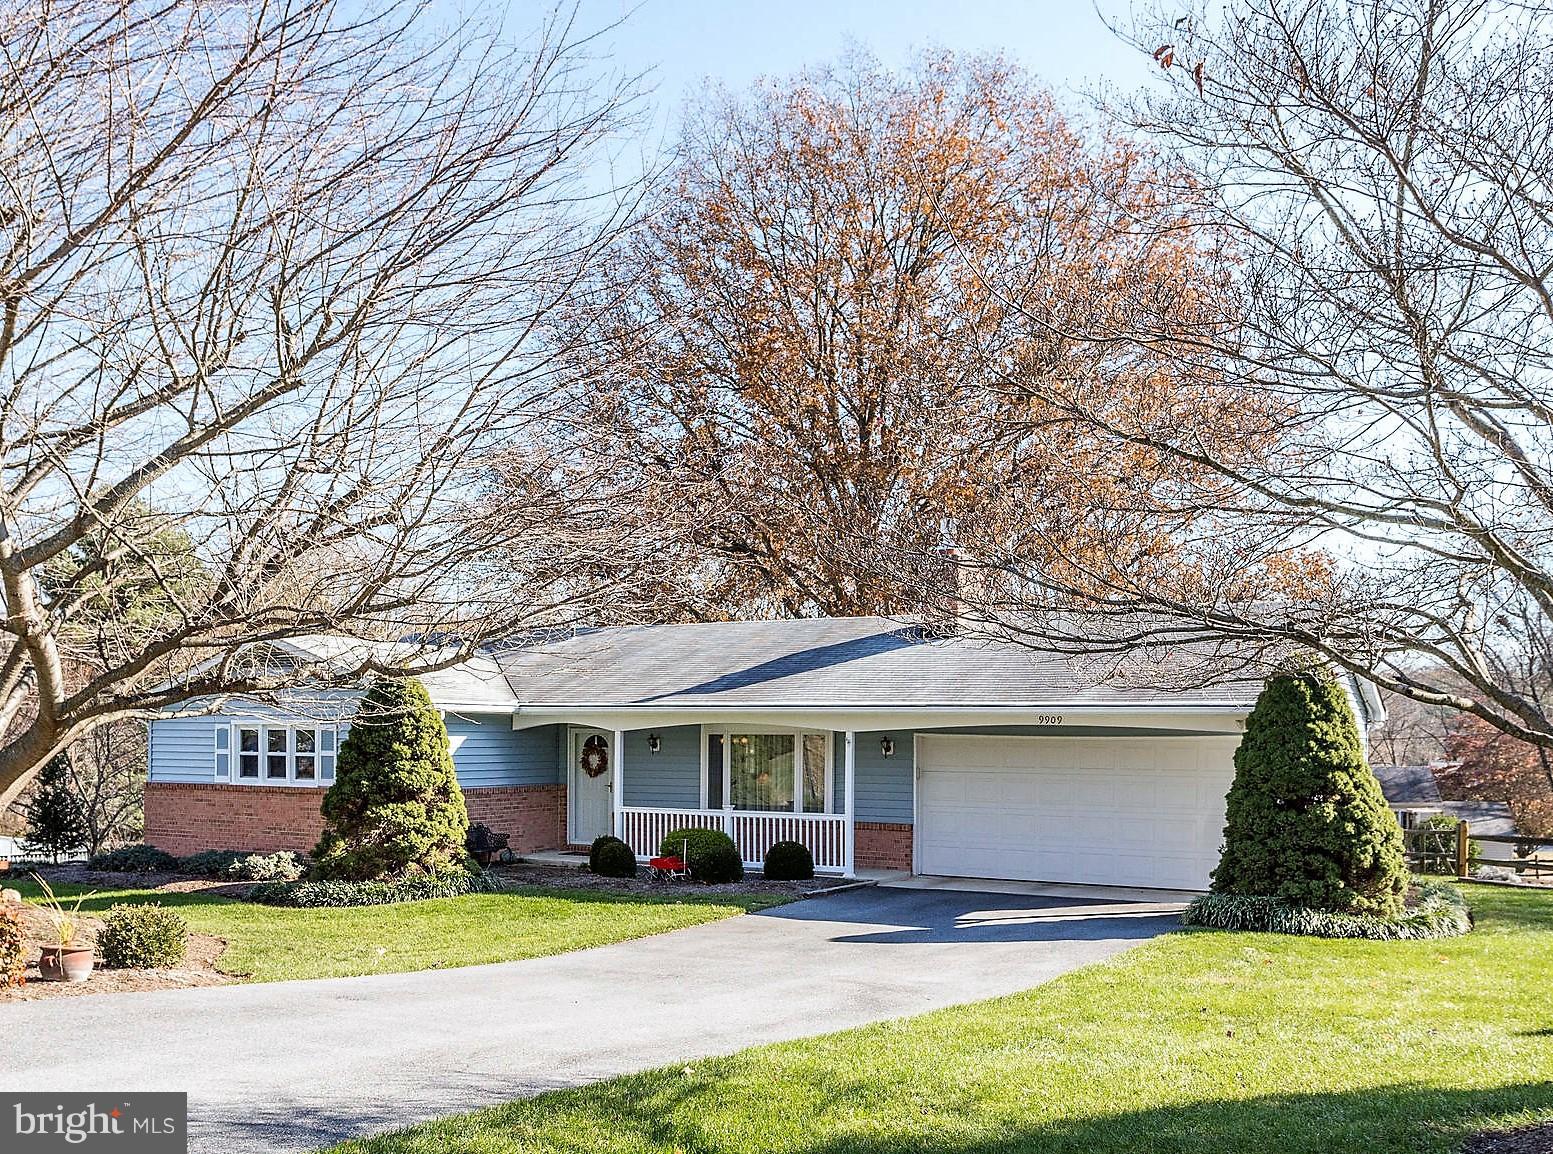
[39,945,94,983]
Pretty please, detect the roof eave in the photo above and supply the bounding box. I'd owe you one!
[508,701,1255,712]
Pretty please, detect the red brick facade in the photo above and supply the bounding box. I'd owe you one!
[464,785,566,855]
[143,783,326,856]
[143,781,566,857]
[855,821,913,871]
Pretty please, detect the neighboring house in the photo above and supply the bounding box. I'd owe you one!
[1371,762,1516,836]
[143,617,1384,890]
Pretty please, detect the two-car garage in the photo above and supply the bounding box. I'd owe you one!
[913,733,1241,891]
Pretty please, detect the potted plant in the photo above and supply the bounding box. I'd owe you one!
[31,874,94,982]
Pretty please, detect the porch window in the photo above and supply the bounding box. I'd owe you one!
[802,732,829,812]
[703,728,834,813]
[730,733,794,810]
[706,733,724,809]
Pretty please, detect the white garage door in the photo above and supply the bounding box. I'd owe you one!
[916,734,1239,890]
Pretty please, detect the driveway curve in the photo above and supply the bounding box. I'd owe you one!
[1,886,1178,1153]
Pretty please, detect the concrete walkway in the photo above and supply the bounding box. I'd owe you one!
[1,886,1179,1153]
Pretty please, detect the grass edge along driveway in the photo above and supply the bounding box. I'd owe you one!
[12,879,787,982]
[324,885,1553,1154]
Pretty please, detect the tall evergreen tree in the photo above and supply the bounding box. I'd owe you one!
[1213,669,1408,917]
[312,678,469,880]
[22,753,88,863]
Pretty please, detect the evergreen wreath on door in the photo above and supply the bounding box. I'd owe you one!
[580,735,609,778]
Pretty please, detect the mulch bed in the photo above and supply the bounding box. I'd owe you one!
[1464,1123,1553,1153]
[1,874,236,1002]
[491,860,854,900]
[5,863,251,898]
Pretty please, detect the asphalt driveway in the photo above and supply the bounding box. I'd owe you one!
[0,886,1179,1153]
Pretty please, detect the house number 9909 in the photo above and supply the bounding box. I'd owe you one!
[1034,715,1064,725]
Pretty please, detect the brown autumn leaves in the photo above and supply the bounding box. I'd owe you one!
[484,52,1295,621]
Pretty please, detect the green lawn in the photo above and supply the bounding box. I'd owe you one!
[13,880,783,982]
[325,884,1553,1154]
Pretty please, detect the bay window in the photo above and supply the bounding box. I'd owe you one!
[702,727,834,813]
[219,723,337,785]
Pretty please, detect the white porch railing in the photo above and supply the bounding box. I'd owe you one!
[619,806,850,874]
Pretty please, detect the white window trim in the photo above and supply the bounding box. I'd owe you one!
[226,721,337,787]
[698,725,835,814]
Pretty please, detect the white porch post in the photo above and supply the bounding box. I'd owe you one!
[612,728,625,840]
[843,730,856,877]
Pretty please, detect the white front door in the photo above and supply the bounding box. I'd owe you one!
[915,734,1239,890]
[568,727,614,844]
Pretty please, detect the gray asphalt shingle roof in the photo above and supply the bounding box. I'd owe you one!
[492,616,1263,709]
[1371,763,1444,806]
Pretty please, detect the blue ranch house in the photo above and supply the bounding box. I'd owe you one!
[143,617,1381,886]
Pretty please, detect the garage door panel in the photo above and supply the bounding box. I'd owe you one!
[917,735,1236,890]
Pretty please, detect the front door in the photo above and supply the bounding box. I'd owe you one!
[568,728,614,845]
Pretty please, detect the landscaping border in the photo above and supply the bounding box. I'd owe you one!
[1182,881,1472,940]
[246,871,504,909]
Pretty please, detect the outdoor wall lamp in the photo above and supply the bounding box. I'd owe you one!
[648,733,661,754]
[880,736,895,758]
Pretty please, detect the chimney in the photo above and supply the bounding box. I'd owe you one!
[922,543,963,637]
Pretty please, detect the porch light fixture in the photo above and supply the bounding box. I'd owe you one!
[880,736,895,758]
[648,733,661,755]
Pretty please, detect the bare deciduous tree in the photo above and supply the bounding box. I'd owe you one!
[956,0,1553,748]
[1369,688,1453,768]
[64,720,148,856]
[0,0,658,806]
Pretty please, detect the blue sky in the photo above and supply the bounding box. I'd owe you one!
[570,0,1145,126]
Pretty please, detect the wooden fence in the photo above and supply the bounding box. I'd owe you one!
[1403,820,1553,880]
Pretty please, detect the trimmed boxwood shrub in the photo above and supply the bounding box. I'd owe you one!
[88,844,180,873]
[312,677,469,881]
[762,840,814,881]
[1183,881,1470,941]
[589,836,637,878]
[1212,669,1408,917]
[246,870,501,909]
[660,827,743,884]
[98,903,189,968]
[0,905,24,987]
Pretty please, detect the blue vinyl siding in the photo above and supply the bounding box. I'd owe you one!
[147,715,226,783]
[622,725,701,808]
[846,730,914,824]
[147,697,353,784]
[150,703,561,790]
[148,695,357,785]
[447,717,561,788]
[619,725,902,817]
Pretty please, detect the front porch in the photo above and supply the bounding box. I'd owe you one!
[619,806,850,874]
[558,723,864,877]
